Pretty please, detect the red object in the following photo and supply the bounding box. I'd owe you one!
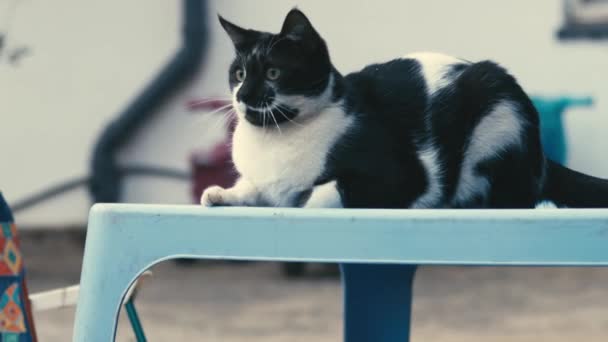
[190,142,238,203]
[188,98,238,203]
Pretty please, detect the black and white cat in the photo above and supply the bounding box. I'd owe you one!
[201,8,608,209]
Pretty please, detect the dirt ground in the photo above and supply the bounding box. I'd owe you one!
[20,231,608,342]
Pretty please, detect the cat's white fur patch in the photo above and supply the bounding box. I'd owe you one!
[405,52,463,208]
[304,180,343,208]
[218,74,352,207]
[452,101,524,205]
[535,200,557,209]
[405,52,463,95]
[231,104,352,206]
[411,144,443,208]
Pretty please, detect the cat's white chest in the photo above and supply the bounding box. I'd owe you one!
[231,106,353,206]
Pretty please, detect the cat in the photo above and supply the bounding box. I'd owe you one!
[201,8,608,209]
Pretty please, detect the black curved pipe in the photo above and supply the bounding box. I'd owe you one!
[12,165,190,213]
[89,0,208,203]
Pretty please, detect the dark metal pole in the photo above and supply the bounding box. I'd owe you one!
[89,0,208,203]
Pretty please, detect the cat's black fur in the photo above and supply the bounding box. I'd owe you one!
[327,60,546,208]
[215,9,608,209]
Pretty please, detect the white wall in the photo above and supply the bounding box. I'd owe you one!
[1,0,181,226]
[2,0,607,227]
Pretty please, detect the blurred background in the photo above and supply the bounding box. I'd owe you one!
[1,0,608,341]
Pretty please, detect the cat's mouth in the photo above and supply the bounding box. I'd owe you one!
[244,105,299,127]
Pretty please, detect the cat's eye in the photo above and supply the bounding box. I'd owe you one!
[235,68,246,82]
[266,68,281,80]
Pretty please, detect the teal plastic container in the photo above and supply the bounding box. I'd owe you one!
[532,96,593,164]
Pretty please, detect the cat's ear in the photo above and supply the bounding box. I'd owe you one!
[218,15,254,47]
[280,8,319,43]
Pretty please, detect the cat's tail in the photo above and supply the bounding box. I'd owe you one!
[541,159,608,207]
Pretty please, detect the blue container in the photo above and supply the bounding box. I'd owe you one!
[532,96,593,164]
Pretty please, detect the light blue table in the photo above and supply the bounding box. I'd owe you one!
[73,204,608,341]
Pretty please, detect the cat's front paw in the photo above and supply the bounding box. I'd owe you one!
[200,186,229,207]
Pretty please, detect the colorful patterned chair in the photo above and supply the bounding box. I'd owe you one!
[0,193,37,342]
[0,192,149,341]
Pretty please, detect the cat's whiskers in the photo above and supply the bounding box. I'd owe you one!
[220,109,237,123]
[262,106,268,131]
[202,108,232,135]
[191,96,232,101]
[189,98,233,107]
[268,108,283,135]
[212,110,234,131]
[191,103,232,129]
[202,103,234,116]
[275,103,304,127]
[258,98,284,134]
[225,108,237,119]
[206,103,236,132]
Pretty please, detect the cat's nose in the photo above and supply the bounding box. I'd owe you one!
[236,83,273,107]
[236,85,262,105]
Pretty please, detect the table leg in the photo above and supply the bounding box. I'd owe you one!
[341,264,417,342]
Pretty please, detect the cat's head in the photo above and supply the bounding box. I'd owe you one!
[219,9,335,127]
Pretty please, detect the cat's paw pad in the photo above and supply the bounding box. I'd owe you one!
[200,186,228,207]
